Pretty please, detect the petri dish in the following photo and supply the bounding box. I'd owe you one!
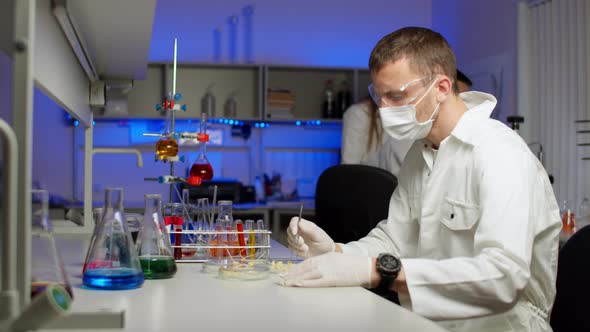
[268,258,303,274]
[218,261,270,281]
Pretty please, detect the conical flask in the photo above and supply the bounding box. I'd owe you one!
[31,189,73,299]
[82,207,103,273]
[82,188,144,290]
[136,194,177,279]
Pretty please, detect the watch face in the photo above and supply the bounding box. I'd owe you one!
[379,254,400,272]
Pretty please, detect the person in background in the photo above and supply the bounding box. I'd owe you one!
[341,70,472,177]
[456,69,473,93]
[282,27,561,332]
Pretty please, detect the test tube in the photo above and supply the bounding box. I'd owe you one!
[245,219,255,259]
[256,219,269,260]
[235,220,246,257]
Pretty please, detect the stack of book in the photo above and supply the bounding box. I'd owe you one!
[267,89,295,119]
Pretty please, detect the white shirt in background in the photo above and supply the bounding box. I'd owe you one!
[342,92,562,332]
[341,102,413,177]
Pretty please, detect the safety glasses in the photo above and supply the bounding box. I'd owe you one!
[368,76,432,107]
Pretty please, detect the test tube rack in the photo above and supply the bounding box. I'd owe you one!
[168,228,272,263]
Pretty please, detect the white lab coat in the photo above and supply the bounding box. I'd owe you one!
[342,92,562,332]
[341,102,413,177]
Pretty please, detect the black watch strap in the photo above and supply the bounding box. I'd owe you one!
[376,274,397,293]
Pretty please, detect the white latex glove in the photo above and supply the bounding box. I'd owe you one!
[287,217,335,258]
[279,252,372,288]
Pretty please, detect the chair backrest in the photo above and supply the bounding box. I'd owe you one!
[314,164,397,243]
[550,225,590,332]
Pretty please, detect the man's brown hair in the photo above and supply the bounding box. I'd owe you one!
[369,27,459,93]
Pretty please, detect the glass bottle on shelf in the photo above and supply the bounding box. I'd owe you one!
[578,197,590,230]
[560,200,577,243]
[136,194,177,279]
[31,189,73,299]
[322,79,336,119]
[82,187,144,290]
[336,79,352,118]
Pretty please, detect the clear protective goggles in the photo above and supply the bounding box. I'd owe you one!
[368,76,433,107]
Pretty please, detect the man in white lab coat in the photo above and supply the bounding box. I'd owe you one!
[281,27,562,332]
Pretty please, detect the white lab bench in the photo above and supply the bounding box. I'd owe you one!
[47,234,449,331]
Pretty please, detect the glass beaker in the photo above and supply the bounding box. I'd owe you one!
[31,189,73,299]
[82,188,144,290]
[136,194,177,279]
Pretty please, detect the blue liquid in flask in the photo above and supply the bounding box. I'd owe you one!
[83,268,144,290]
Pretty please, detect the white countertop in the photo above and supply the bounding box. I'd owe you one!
[50,234,448,331]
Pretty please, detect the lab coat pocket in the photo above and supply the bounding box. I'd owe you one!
[440,198,480,231]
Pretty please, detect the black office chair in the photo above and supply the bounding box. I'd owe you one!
[314,164,398,244]
[550,225,590,332]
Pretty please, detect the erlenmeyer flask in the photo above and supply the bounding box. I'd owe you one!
[31,189,73,299]
[82,188,144,290]
[136,194,177,279]
[82,207,103,273]
[217,200,238,256]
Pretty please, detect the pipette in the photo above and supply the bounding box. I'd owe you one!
[292,203,304,261]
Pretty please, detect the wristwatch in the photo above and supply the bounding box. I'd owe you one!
[375,253,401,293]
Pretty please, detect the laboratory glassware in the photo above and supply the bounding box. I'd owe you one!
[188,112,214,184]
[156,97,178,160]
[82,188,144,290]
[31,189,73,299]
[560,200,577,242]
[82,207,104,273]
[227,14,238,63]
[180,189,197,258]
[201,84,216,118]
[578,197,590,230]
[136,194,177,279]
[164,203,184,260]
[193,198,210,259]
[242,5,254,64]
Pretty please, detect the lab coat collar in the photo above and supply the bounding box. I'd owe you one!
[449,91,498,145]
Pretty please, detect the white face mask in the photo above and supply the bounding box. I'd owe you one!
[379,79,440,141]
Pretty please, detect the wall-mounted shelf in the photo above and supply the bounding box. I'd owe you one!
[95,62,371,123]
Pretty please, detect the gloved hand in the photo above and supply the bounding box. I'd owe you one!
[287,217,335,258]
[279,252,372,288]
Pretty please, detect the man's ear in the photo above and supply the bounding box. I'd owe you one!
[436,75,453,103]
